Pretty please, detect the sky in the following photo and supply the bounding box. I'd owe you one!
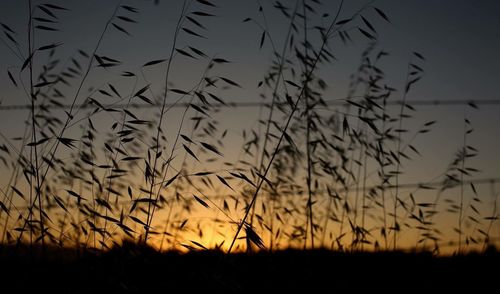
[0,0,499,252]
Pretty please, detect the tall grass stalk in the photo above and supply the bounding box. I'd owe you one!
[302,0,315,249]
[144,0,187,243]
[16,1,123,243]
[228,0,345,254]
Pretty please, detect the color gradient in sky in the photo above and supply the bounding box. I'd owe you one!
[0,0,498,253]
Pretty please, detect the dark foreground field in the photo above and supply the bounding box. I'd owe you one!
[1,243,498,293]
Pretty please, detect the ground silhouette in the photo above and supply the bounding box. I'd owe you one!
[1,242,498,293]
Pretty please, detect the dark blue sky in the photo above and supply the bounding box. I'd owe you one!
[0,0,499,189]
[0,0,499,251]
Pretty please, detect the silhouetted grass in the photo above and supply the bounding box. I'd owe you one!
[0,0,498,259]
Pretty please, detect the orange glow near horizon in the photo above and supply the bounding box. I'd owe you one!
[1,166,499,256]
[0,168,498,254]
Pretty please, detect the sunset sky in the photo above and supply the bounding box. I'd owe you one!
[0,0,498,252]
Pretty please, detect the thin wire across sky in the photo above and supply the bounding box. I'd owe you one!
[0,98,498,111]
